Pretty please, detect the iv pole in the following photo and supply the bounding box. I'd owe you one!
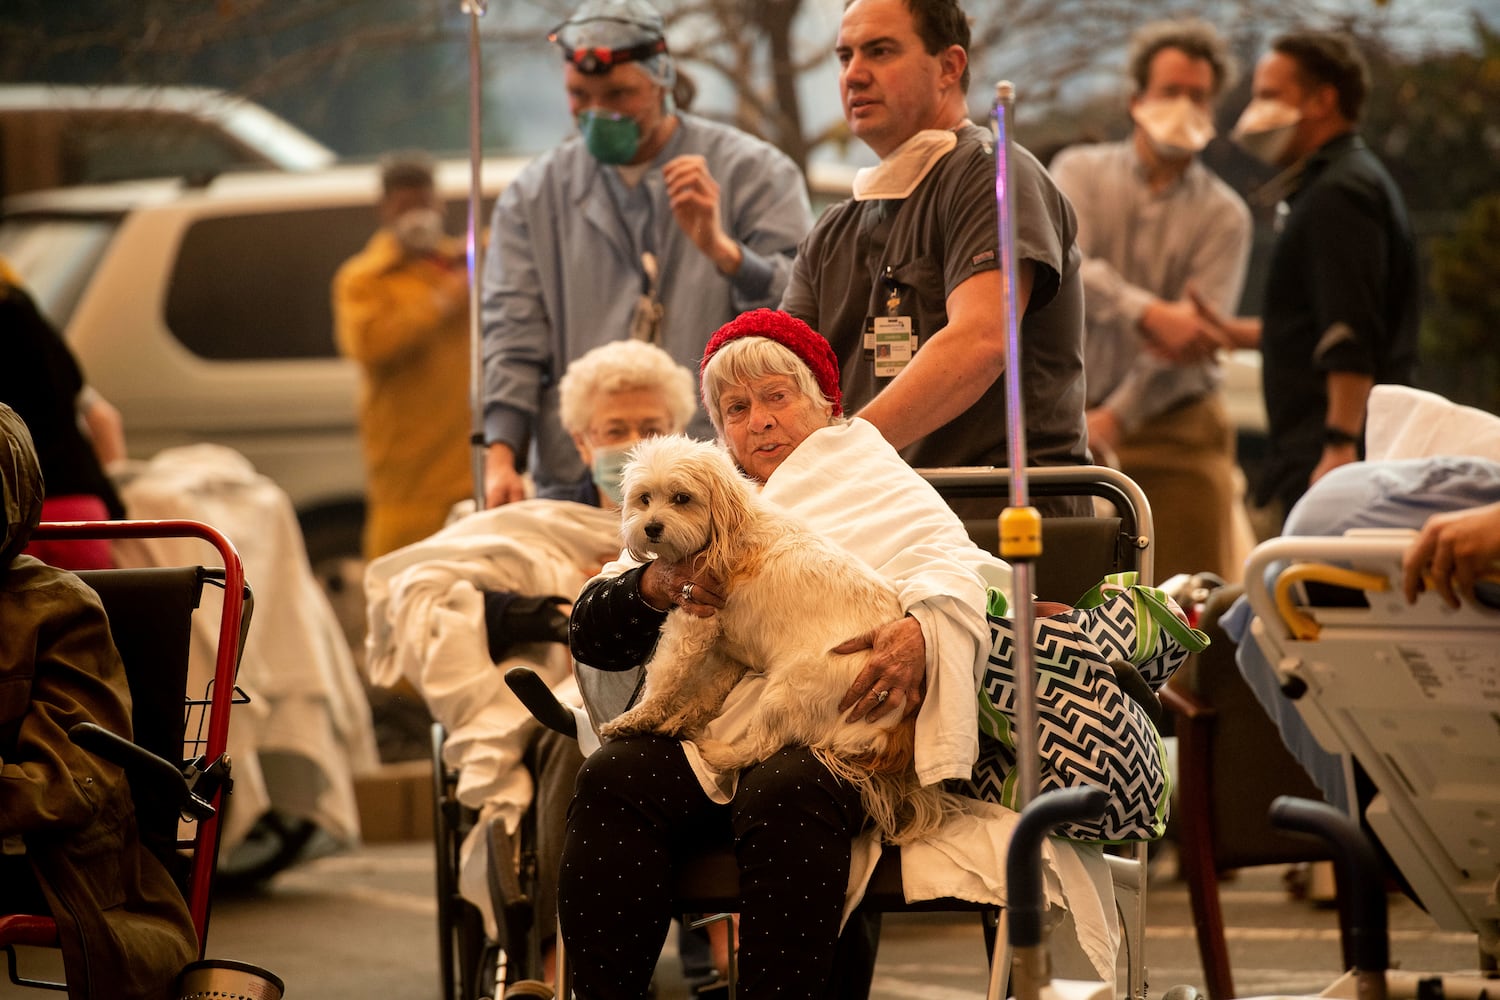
[463,0,490,508]
[992,79,1042,810]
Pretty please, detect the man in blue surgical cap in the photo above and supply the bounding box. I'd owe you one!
[479,0,813,508]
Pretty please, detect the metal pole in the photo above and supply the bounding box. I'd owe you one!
[992,80,1041,809]
[463,0,489,508]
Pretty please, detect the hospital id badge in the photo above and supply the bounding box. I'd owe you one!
[869,316,915,378]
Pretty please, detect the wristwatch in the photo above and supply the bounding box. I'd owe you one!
[1323,426,1361,447]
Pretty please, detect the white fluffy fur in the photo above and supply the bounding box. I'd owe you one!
[598,435,957,843]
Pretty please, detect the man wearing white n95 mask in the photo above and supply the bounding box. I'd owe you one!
[1049,19,1252,582]
[1193,30,1419,531]
[480,0,812,509]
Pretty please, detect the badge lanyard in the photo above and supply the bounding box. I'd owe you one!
[866,264,917,379]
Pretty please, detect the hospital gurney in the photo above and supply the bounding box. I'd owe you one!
[1242,531,1500,983]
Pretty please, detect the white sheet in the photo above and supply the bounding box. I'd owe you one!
[114,445,379,856]
[1366,384,1500,463]
[364,500,620,938]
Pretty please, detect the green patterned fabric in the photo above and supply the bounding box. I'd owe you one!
[954,579,1204,843]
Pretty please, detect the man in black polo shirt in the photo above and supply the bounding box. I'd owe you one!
[1200,30,1419,530]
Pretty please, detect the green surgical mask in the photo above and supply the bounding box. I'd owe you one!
[591,446,631,506]
[578,109,641,165]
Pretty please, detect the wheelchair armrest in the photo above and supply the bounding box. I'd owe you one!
[68,722,215,819]
[1159,682,1211,722]
[503,666,578,739]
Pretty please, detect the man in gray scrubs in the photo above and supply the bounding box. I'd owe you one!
[781,0,1089,515]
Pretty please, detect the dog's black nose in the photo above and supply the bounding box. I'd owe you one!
[645,521,663,541]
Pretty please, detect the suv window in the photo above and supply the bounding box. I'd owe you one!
[166,205,372,361]
[0,215,118,328]
[165,196,496,362]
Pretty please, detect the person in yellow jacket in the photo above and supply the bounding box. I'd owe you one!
[333,152,473,559]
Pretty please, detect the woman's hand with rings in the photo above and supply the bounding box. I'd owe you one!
[833,615,926,722]
[642,557,724,619]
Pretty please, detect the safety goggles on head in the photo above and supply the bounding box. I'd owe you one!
[549,18,668,75]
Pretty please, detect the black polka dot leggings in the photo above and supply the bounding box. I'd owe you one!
[558,735,867,999]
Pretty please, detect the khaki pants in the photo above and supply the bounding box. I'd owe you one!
[1115,393,1251,583]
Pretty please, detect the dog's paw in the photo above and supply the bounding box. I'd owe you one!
[645,711,702,741]
[695,737,755,772]
[599,708,655,741]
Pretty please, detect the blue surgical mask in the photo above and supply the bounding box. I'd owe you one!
[578,109,642,165]
[591,446,631,505]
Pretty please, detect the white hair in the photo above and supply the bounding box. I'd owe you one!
[701,337,834,438]
[557,340,697,435]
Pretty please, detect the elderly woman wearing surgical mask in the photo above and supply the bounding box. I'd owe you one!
[558,309,1031,998]
[556,338,698,510]
[364,339,698,989]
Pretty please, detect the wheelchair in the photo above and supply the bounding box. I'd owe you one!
[506,465,1165,1000]
[433,721,555,1000]
[1,519,275,996]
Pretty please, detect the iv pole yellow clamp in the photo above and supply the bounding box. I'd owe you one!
[1000,505,1042,561]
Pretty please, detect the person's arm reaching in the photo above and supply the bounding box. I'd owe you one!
[856,265,1030,450]
[480,183,551,508]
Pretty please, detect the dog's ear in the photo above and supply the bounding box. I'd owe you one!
[699,448,758,579]
[618,450,651,562]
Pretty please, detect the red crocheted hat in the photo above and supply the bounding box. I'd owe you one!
[700,309,843,417]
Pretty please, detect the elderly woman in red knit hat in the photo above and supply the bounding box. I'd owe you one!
[554,309,1078,999]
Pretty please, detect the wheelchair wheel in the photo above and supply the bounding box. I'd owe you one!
[433,722,549,999]
[434,723,494,1000]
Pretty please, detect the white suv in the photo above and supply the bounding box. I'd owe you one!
[0,158,529,572]
[0,84,338,197]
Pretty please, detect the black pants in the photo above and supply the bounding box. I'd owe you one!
[558,736,866,999]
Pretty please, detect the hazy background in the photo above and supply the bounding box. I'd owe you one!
[2,0,1497,407]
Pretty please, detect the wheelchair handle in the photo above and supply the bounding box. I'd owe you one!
[1005,786,1108,949]
[1270,796,1389,977]
[503,666,578,739]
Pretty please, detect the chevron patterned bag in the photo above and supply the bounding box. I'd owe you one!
[951,587,1174,842]
[1074,572,1209,691]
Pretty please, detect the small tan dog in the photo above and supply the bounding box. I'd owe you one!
[598,435,957,843]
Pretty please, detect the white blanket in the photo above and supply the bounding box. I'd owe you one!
[364,499,619,937]
[364,500,618,817]
[1366,384,1500,463]
[114,445,380,856]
